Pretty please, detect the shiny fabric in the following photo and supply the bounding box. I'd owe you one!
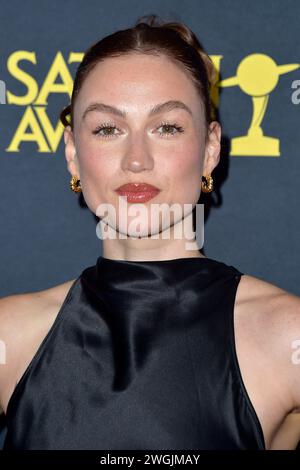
[3,255,265,450]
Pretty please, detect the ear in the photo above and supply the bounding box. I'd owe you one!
[202,121,221,175]
[64,126,81,178]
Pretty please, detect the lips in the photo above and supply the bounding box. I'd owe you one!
[116,183,159,192]
[115,183,160,203]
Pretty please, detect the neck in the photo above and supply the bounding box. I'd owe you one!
[100,211,205,262]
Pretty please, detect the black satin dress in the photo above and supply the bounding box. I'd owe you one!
[3,255,266,450]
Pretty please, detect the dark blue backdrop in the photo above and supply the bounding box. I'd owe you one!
[0,0,299,449]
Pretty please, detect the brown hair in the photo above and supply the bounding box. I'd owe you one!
[60,14,216,136]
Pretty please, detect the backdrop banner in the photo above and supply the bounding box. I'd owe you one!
[0,0,299,450]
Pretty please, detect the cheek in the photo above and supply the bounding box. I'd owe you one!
[167,144,202,203]
[75,141,118,210]
[76,133,119,179]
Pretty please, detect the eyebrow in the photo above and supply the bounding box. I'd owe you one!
[81,100,193,121]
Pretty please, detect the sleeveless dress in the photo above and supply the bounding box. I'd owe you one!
[3,255,266,450]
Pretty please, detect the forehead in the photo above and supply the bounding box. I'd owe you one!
[74,53,203,119]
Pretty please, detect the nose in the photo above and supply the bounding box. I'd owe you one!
[121,132,154,173]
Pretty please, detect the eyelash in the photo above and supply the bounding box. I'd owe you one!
[92,121,185,139]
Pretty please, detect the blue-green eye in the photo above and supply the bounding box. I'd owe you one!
[92,124,119,138]
[157,122,184,137]
[92,121,185,139]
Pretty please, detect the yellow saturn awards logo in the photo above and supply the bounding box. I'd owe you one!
[1,51,300,158]
[219,53,300,156]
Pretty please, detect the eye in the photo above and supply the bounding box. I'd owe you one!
[156,122,184,137]
[92,123,120,139]
[92,121,185,139]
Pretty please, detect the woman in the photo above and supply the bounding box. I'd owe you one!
[0,14,299,450]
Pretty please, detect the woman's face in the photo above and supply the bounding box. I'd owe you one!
[64,53,220,238]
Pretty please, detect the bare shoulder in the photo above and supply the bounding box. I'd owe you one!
[0,278,77,415]
[0,278,77,339]
[236,272,293,304]
[237,273,300,342]
[235,273,300,365]
[234,273,300,448]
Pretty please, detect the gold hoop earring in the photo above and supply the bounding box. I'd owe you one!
[201,174,214,193]
[70,175,82,193]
